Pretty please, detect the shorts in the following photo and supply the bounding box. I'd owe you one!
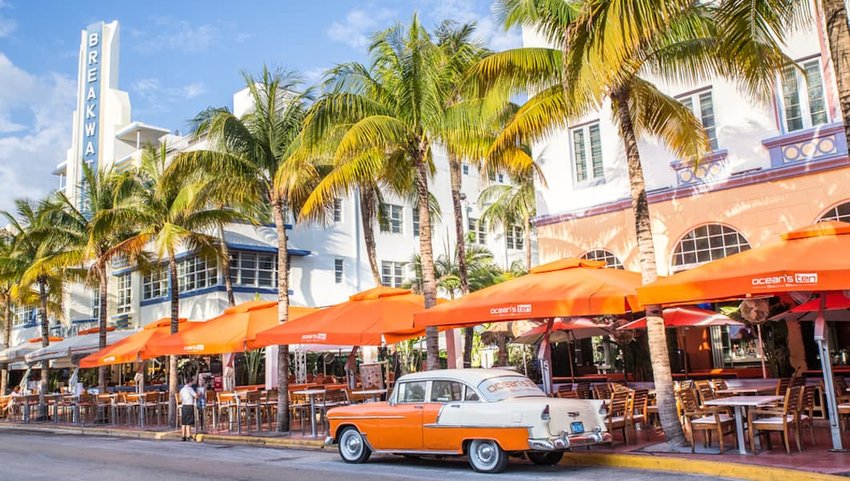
[181,405,195,426]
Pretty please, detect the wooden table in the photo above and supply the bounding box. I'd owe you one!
[292,389,325,437]
[704,395,782,455]
[350,389,387,403]
[715,386,774,396]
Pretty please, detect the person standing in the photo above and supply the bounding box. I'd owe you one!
[178,381,197,441]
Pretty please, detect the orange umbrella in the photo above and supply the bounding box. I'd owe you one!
[251,287,428,347]
[145,300,319,356]
[513,318,609,344]
[79,318,193,368]
[637,221,850,450]
[619,307,742,330]
[414,258,642,329]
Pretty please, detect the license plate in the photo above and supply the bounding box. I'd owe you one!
[571,421,584,434]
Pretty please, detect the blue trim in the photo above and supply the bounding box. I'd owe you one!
[140,285,293,306]
[113,247,310,277]
[231,219,292,230]
[71,318,97,325]
[13,321,38,330]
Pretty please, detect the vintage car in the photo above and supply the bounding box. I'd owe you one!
[325,368,610,473]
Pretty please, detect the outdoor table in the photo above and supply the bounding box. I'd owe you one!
[292,389,325,437]
[715,386,773,396]
[704,395,782,455]
[350,389,387,403]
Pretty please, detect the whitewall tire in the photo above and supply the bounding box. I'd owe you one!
[468,439,508,473]
[338,427,371,464]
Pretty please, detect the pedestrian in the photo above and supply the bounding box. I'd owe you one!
[5,386,21,416]
[178,381,197,441]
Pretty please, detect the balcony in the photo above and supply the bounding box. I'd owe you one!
[762,122,848,168]
[670,150,729,187]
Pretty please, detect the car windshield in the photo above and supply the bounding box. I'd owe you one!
[477,376,545,402]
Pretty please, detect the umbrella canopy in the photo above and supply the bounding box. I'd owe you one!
[25,330,135,364]
[0,341,47,363]
[414,258,642,329]
[791,292,850,313]
[619,307,743,330]
[480,320,537,345]
[79,318,194,368]
[637,221,850,450]
[512,318,610,345]
[251,286,428,347]
[145,300,319,356]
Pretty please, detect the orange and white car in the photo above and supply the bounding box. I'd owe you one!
[325,368,611,473]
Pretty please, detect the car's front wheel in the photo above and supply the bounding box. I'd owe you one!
[468,439,508,473]
[338,427,371,464]
[527,451,564,466]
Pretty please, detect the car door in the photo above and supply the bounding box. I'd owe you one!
[423,380,466,450]
[376,380,427,451]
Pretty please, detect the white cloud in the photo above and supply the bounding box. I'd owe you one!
[422,0,522,51]
[131,78,208,114]
[128,17,217,54]
[327,7,397,50]
[0,54,75,214]
[0,0,17,38]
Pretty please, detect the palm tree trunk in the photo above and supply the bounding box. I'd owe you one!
[97,267,109,392]
[523,215,532,270]
[449,155,473,368]
[1,294,11,395]
[613,87,686,446]
[272,198,291,432]
[359,188,382,286]
[167,255,180,427]
[38,279,49,419]
[415,149,440,370]
[821,0,850,144]
[219,224,236,307]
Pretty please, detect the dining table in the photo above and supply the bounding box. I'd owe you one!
[715,386,774,396]
[350,389,387,403]
[292,389,326,437]
[704,395,783,455]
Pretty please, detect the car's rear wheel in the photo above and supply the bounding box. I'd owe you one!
[468,439,508,473]
[338,427,371,464]
[527,451,564,466]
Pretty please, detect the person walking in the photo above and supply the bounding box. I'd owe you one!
[178,381,197,441]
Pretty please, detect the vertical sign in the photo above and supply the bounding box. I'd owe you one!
[79,23,103,213]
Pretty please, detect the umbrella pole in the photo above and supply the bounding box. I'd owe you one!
[537,318,554,395]
[756,324,767,379]
[814,293,844,451]
[567,331,576,382]
[681,328,689,376]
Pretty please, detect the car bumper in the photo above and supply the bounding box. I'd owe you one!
[527,431,611,451]
[324,436,335,447]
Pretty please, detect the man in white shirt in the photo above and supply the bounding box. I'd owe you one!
[178,382,197,441]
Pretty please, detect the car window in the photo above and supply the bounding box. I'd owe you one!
[430,381,463,402]
[396,381,427,403]
[464,386,480,401]
[478,375,545,402]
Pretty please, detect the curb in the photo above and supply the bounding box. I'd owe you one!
[562,452,846,481]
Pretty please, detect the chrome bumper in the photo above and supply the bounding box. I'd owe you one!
[528,430,611,451]
[324,436,335,447]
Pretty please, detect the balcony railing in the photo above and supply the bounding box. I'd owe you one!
[669,150,729,187]
[762,122,848,168]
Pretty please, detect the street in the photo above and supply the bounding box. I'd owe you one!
[0,430,742,481]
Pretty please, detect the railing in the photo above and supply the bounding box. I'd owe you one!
[762,122,848,168]
[669,150,729,187]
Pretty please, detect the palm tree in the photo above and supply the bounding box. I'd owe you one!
[304,15,461,369]
[0,231,16,395]
[169,67,319,431]
[121,144,241,426]
[37,164,142,391]
[476,0,786,445]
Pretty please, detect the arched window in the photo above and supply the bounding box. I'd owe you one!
[671,224,750,272]
[818,201,850,223]
[581,249,624,269]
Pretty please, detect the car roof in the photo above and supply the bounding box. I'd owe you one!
[396,368,525,385]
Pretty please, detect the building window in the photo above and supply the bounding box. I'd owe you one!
[90,289,100,320]
[506,225,524,250]
[333,198,343,222]
[571,122,603,183]
[780,58,828,132]
[671,224,750,272]
[334,258,344,284]
[819,201,850,223]
[116,273,132,314]
[468,217,487,245]
[230,251,277,288]
[142,266,168,300]
[381,261,406,287]
[581,249,624,269]
[462,163,469,175]
[497,173,505,183]
[177,256,218,294]
[13,306,35,326]
[679,90,718,151]
[412,208,420,237]
[380,204,403,234]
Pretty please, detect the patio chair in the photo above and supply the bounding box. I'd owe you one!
[605,389,632,445]
[556,386,578,399]
[216,392,238,432]
[677,388,736,454]
[712,379,729,391]
[243,390,263,432]
[263,389,278,431]
[750,385,803,454]
[316,388,349,435]
[576,382,592,399]
[594,384,612,401]
[833,380,850,431]
[631,389,649,430]
[289,392,311,435]
[799,385,816,447]
[696,380,732,416]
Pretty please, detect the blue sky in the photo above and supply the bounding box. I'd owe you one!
[0,0,521,213]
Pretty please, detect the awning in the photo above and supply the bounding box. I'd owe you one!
[25,330,135,364]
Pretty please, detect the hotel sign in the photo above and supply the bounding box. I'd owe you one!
[81,23,103,171]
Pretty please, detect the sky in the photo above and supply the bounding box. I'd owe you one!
[0,0,522,214]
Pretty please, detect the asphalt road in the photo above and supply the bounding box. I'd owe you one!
[0,430,742,481]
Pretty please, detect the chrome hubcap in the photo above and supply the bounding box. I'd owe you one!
[475,442,495,465]
[342,431,362,458]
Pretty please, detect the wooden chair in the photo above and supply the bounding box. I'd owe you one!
[557,387,578,399]
[834,380,850,431]
[712,379,729,391]
[750,385,803,454]
[576,382,592,400]
[677,388,736,453]
[799,385,816,447]
[594,384,612,402]
[289,392,311,434]
[631,389,649,430]
[606,390,632,444]
[243,390,263,432]
[216,391,238,432]
[263,389,279,431]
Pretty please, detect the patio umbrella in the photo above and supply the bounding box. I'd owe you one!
[637,220,850,450]
[251,286,428,348]
[512,318,611,381]
[79,318,193,368]
[144,300,319,356]
[415,258,642,393]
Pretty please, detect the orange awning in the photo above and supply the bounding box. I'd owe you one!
[414,258,642,328]
[251,287,427,347]
[638,221,850,305]
[619,307,742,330]
[144,300,319,356]
[79,318,194,368]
